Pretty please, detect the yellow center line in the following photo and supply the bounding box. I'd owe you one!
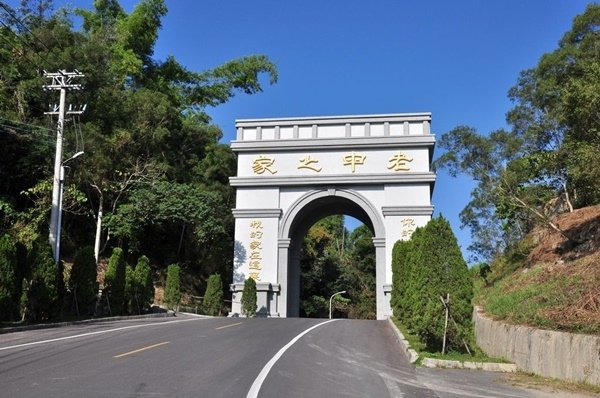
[114,341,170,359]
[215,322,243,330]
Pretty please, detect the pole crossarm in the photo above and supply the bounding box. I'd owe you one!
[42,70,85,90]
[45,103,87,116]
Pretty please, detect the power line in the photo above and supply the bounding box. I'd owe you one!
[0,118,55,146]
[0,19,43,70]
[0,116,54,132]
[0,2,71,68]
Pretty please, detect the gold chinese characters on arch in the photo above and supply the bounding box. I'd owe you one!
[297,155,322,172]
[388,152,413,171]
[248,220,263,281]
[250,151,414,174]
[342,151,366,173]
[252,155,277,175]
[401,218,416,238]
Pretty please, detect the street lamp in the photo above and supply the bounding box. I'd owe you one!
[329,290,346,319]
[55,151,84,266]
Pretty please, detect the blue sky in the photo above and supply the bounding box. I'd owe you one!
[12,0,593,261]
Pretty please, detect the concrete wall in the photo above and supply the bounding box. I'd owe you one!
[473,307,600,386]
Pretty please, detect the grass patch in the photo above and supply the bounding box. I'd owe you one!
[391,317,508,364]
[508,371,600,396]
[423,350,509,363]
[476,253,600,334]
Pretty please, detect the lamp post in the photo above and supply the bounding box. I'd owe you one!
[55,151,84,266]
[329,290,346,319]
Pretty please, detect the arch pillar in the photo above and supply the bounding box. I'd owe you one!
[372,237,390,319]
[277,238,291,317]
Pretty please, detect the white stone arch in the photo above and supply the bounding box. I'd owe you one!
[228,113,436,319]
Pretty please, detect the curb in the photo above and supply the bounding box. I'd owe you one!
[387,317,517,372]
[177,312,213,318]
[387,317,419,364]
[0,312,176,334]
[421,357,517,372]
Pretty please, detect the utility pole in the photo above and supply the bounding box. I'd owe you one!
[43,70,85,265]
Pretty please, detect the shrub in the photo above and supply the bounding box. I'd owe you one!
[124,265,135,314]
[70,246,98,316]
[105,248,126,315]
[241,277,257,317]
[0,235,18,321]
[134,255,154,312]
[203,273,223,316]
[164,264,181,311]
[25,240,60,321]
[391,237,413,322]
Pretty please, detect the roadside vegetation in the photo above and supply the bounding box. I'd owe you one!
[390,4,600,358]
[432,4,600,336]
[473,206,600,335]
[0,0,277,323]
[507,372,600,396]
[391,318,507,364]
[299,216,377,319]
[391,216,474,354]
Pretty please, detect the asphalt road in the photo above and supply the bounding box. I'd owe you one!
[0,315,588,397]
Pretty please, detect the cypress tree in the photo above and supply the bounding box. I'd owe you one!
[241,277,257,317]
[134,255,154,312]
[105,248,126,315]
[412,216,473,351]
[203,273,223,316]
[0,235,18,321]
[391,238,412,322]
[164,264,181,311]
[70,246,98,315]
[26,240,60,321]
[124,265,135,314]
[403,227,426,331]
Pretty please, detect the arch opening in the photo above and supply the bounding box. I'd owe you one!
[279,189,385,318]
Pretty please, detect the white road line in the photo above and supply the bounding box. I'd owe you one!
[0,318,201,351]
[246,319,338,398]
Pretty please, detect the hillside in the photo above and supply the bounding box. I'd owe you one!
[475,205,600,335]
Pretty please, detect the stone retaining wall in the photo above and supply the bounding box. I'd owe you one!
[473,307,600,386]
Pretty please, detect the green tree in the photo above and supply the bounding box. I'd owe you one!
[391,217,473,352]
[338,225,376,319]
[434,127,575,262]
[0,0,277,294]
[203,273,223,316]
[133,255,154,312]
[241,277,257,317]
[105,247,126,315]
[70,246,98,315]
[299,216,345,318]
[507,4,600,207]
[24,240,61,321]
[412,217,473,351]
[163,263,181,311]
[435,5,600,262]
[0,235,18,320]
[124,264,135,314]
[391,237,413,322]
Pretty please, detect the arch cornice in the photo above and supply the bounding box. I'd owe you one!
[279,188,385,240]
